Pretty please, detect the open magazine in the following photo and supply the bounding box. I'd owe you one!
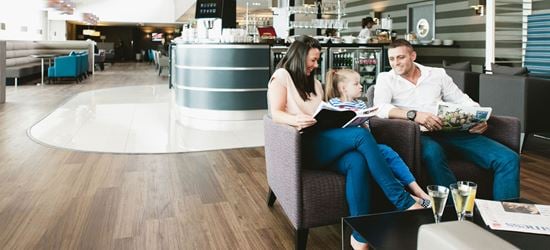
[475,199,550,235]
[301,102,378,133]
[432,102,493,132]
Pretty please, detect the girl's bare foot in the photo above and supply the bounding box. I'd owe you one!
[351,235,368,250]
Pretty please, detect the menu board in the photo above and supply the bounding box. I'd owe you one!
[195,0,222,18]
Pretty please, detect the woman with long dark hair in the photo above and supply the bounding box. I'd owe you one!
[267,35,422,250]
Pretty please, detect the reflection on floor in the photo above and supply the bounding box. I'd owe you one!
[28,85,265,154]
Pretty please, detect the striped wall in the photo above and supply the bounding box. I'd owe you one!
[494,0,523,67]
[525,13,550,77]
[533,0,550,15]
[340,0,487,72]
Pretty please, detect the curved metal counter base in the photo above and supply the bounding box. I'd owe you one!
[176,106,266,131]
[171,44,270,129]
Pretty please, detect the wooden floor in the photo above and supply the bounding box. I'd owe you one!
[0,63,549,250]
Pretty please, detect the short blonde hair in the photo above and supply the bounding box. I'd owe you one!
[324,68,360,101]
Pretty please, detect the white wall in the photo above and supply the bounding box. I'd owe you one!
[78,0,177,23]
[0,0,46,41]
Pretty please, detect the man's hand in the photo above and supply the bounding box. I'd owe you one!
[295,114,317,130]
[469,121,488,134]
[415,111,443,131]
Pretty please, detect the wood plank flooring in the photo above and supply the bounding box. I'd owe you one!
[1,63,549,249]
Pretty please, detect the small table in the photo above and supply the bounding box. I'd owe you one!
[342,201,550,249]
[31,54,58,85]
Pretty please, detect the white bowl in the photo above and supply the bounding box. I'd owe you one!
[443,39,454,46]
[355,38,368,44]
[419,40,431,45]
[342,36,355,44]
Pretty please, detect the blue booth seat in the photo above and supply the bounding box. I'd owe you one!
[48,55,80,83]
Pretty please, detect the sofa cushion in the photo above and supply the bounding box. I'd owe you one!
[491,63,528,76]
[443,60,471,72]
[5,63,42,77]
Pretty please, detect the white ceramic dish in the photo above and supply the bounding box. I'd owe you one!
[443,39,454,46]
[419,40,431,45]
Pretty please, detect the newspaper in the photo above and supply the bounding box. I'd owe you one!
[475,199,550,235]
[435,102,492,132]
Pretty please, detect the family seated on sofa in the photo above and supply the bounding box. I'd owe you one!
[264,36,521,250]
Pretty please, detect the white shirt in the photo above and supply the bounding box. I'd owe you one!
[373,63,478,118]
[358,26,377,38]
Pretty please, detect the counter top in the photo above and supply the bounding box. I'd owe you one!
[171,41,387,48]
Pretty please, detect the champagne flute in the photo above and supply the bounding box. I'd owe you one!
[450,182,472,221]
[460,181,478,217]
[427,185,449,223]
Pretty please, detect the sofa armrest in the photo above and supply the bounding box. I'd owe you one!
[263,115,303,227]
[485,115,521,153]
[369,117,421,175]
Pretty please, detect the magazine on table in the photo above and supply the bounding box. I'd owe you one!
[475,199,550,235]
[300,102,378,133]
[427,102,492,132]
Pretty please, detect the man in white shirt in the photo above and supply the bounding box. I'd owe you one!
[373,39,519,200]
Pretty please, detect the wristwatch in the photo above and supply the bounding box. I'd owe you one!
[406,110,417,121]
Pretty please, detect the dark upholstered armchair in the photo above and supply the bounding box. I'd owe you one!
[372,116,521,199]
[264,115,417,250]
[479,74,550,139]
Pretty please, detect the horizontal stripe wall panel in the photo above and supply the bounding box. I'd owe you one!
[525,13,550,77]
[341,0,486,72]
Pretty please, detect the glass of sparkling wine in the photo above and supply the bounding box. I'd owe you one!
[427,185,449,223]
[460,181,477,217]
[450,182,472,221]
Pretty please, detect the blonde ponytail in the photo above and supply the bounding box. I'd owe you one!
[325,68,358,101]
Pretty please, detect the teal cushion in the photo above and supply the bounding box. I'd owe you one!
[69,51,76,56]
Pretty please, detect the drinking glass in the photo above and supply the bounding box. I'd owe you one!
[427,185,449,223]
[460,181,478,217]
[450,182,473,221]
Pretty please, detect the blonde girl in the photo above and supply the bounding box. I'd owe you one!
[325,68,431,206]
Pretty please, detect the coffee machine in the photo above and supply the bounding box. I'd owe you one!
[195,0,236,42]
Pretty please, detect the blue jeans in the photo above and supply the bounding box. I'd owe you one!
[378,144,416,186]
[302,127,416,242]
[420,132,520,200]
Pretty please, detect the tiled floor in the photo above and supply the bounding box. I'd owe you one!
[28,85,265,153]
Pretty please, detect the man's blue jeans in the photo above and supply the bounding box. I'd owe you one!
[302,127,416,242]
[420,132,520,200]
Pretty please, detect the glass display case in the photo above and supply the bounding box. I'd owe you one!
[328,47,382,94]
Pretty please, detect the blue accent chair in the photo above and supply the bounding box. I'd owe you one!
[48,55,80,83]
[78,52,89,79]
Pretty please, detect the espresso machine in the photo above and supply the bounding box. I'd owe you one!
[195,0,236,42]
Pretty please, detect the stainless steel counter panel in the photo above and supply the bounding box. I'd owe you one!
[172,44,270,112]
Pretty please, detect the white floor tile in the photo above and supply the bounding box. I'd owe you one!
[28,85,265,154]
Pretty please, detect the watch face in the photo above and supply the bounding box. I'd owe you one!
[407,110,416,120]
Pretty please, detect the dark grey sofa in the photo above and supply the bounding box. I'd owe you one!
[445,68,480,102]
[479,73,550,136]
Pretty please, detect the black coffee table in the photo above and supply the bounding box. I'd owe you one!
[342,202,550,249]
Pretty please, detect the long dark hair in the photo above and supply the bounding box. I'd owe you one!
[276,35,321,101]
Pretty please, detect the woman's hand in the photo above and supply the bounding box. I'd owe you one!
[295,115,317,130]
[469,121,487,134]
[415,112,443,131]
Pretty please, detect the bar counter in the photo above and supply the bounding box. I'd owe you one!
[170,42,390,130]
[171,43,270,129]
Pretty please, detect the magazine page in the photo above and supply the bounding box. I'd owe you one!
[436,102,492,131]
[475,199,550,235]
[343,107,379,128]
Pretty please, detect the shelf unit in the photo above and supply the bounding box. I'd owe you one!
[286,0,347,36]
